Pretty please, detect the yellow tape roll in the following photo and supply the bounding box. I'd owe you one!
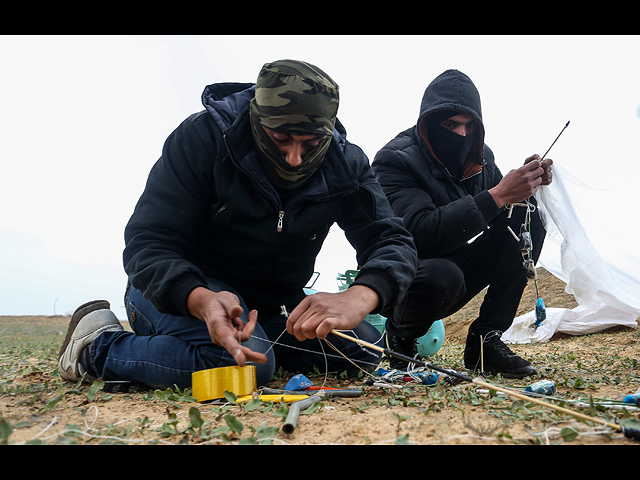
[192,365,257,402]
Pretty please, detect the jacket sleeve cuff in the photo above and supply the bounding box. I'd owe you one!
[164,272,209,318]
[350,268,398,314]
[474,190,501,224]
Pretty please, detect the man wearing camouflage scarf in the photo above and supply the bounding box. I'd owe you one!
[59,60,417,392]
[249,60,339,190]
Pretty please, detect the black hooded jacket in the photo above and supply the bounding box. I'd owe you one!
[123,82,417,317]
[372,70,503,259]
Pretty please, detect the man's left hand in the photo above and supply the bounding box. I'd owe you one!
[540,157,553,185]
[286,285,380,341]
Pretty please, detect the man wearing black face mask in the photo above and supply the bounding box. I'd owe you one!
[372,69,553,378]
[423,110,480,178]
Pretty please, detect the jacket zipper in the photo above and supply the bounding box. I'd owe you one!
[275,182,360,233]
[277,211,285,232]
[212,204,228,222]
[224,133,286,234]
[224,133,356,239]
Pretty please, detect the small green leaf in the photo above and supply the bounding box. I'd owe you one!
[302,401,322,415]
[255,422,279,443]
[39,395,61,412]
[224,414,244,434]
[392,412,410,423]
[0,417,13,444]
[272,405,289,418]
[244,399,263,412]
[85,380,105,402]
[64,424,84,437]
[560,426,579,442]
[188,407,204,430]
[224,390,238,403]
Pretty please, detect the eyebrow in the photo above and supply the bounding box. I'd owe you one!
[441,119,476,126]
[269,128,321,141]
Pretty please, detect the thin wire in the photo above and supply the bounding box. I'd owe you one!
[524,199,541,299]
[264,328,287,355]
[322,333,380,381]
[317,334,329,389]
[253,306,380,381]
[250,332,352,362]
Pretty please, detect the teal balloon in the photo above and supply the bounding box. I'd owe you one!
[416,320,445,357]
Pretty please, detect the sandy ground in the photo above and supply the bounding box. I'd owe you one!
[1,269,639,445]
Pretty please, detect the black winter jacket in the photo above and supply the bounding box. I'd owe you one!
[372,70,504,259]
[123,82,417,317]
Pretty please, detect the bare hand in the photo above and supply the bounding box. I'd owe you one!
[540,158,553,185]
[286,286,380,341]
[489,154,550,208]
[187,287,267,366]
[524,154,553,185]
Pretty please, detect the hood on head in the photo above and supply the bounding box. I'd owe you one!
[417,69,485,178]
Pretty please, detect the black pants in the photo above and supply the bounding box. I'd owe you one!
[386,204,545,341]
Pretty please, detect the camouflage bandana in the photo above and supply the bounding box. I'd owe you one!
[249,60,339,190]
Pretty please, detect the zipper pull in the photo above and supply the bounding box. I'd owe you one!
[277,211,285,232]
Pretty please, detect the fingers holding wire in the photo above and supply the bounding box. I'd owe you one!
[540,157,553,185]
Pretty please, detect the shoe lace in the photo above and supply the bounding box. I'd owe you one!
[386,335,420,372]
[483,331,515,357]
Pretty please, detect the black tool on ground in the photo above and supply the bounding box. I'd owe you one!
[102,380,132,393]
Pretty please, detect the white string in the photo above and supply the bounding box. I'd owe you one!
[322,331,382,381]
[249,305,382,380]
[264,327,287,355]
[250,333,350,362]
[317,333,329,389]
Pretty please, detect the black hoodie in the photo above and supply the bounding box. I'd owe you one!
[372,69,503,259]
[123,82,417,317]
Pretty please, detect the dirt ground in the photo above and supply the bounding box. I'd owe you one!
[2,269,639,445]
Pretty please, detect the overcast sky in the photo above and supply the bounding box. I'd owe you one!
[1,35,639,318]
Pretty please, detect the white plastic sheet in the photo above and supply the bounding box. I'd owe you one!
[503,164,639,344]
[503,304,638,344]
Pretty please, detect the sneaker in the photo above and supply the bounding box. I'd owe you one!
[384,333,420,371]
[464,331,537,379]
[58,300,123,382]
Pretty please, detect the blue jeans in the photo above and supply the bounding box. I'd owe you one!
[87,278,383,389]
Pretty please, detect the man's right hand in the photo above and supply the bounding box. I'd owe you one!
[488,154,547,208]
[187,287,268,367]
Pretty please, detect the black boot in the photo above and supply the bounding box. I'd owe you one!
[464,331,536,379]
[384,333,419,372]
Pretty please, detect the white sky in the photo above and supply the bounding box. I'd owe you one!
[1,35,639,318]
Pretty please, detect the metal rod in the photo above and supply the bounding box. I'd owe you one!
[282,393,324,434]
[540,120,570,161]
[330,330,472,382]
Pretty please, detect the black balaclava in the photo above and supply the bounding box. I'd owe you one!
[424,110,477,178]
